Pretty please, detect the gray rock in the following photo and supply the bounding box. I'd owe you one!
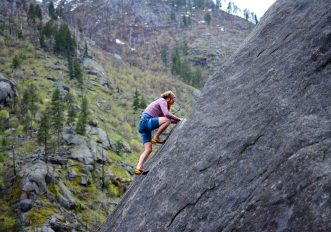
[115,140,131,154]
[20,199,32,212]
[70,143,94,165]
[62,127,84,146]
[68,170,77,181]
[58,182,76,209]
[19,161,54,195]
[89,127,114,150]
[47,76,56,82]
[49,215,72,231]
[118,161,134,175]
[0,74,18,104]
[55,81,70,92]
[88,121,98,127]
[48,155,68,165]
[38,226,55,232]
[83,57,106,77]
[80,175,90,186]
[101,1,331,232]
[35,53,46,59]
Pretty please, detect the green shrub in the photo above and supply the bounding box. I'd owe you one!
[0,154,4,162]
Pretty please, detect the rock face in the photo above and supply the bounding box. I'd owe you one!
[102,1,331,232]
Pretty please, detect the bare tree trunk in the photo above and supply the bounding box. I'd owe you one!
[11,145,16,176]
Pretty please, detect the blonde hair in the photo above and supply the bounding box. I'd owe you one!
[160,91,176,100]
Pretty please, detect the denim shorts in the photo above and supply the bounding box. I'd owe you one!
[138,113,159,144]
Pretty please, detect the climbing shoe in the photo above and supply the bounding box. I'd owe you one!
[134,168,149,175]
[151,137,165,144]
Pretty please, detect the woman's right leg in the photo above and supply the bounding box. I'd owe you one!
[153,117,171,140]
[136,142,152,170]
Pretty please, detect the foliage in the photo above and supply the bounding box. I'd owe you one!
[76,96,88,135]
[0,110,9,131]
[182,15,191,28]
[73,58,83,86]
[54,24,75,57]
[20,84,39,133]
[50,88,65,149]
[84,41,88,57]
[48,1,58,20]
[204,12,212,25]
[11,55,21,69]
[66,93,77,126]
[37,108,51,160]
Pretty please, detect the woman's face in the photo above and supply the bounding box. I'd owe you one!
[168,96,176,105]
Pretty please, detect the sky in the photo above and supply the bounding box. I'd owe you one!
[225,0,277,18]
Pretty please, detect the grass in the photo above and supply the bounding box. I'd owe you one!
[26,196,57,226]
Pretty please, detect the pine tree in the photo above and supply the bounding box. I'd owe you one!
[73,59,83,86]
[170,11,176,23]
[48,1,57,20]
[139,95,147,109]
[28,83,39,124]
[35,4,42,21]
[50,88,65,150]
[40,30,45,48]
[243,9,250,20]
[132,89,140,114]
[27,3,35,24]
[161,45,168,66]
[43,20,54,38]
[254,14,259,24]
[21,89,31,133]
[84,41,88,57]
[66,93,77,126]
[37,108,51,161]
[76,96,88,135]
[11,55,21,69]
[20,84,39,133]
[204,12,212,25]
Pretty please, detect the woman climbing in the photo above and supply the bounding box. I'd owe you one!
[135,91,182,175]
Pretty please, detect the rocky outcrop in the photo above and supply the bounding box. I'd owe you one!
[102,1,331,231]
[19,160,57,197]
[0,74,18,104]
[83,57,106,78]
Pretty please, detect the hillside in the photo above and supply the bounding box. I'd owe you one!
[56,0,254,86]
[102,0,331,231]
[0,25,196,232]
[0,0,253,231]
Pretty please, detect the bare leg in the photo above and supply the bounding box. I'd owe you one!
[136,142,152,170]
[154,117,171,140]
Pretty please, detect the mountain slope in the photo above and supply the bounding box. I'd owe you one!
[58,0,254,85]
[101,0,331,231]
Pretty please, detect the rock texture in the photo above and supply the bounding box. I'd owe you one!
[102,1,331,231]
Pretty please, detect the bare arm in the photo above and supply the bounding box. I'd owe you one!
[160,100,181,123]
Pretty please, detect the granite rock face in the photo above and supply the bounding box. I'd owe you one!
[102,1,331,231]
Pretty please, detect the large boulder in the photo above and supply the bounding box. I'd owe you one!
[102,1,331,231]
[83,57,106,78]
[19,160,56,196]
[0,74,18,104]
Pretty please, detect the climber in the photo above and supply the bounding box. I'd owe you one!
[134,91,182,175]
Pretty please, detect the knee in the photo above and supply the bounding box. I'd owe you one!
[165,118,171,125]
[145,147,152,153]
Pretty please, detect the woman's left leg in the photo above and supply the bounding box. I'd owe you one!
[136,142,153,171]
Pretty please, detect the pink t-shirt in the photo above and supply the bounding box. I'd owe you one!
[144,98,181,123]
